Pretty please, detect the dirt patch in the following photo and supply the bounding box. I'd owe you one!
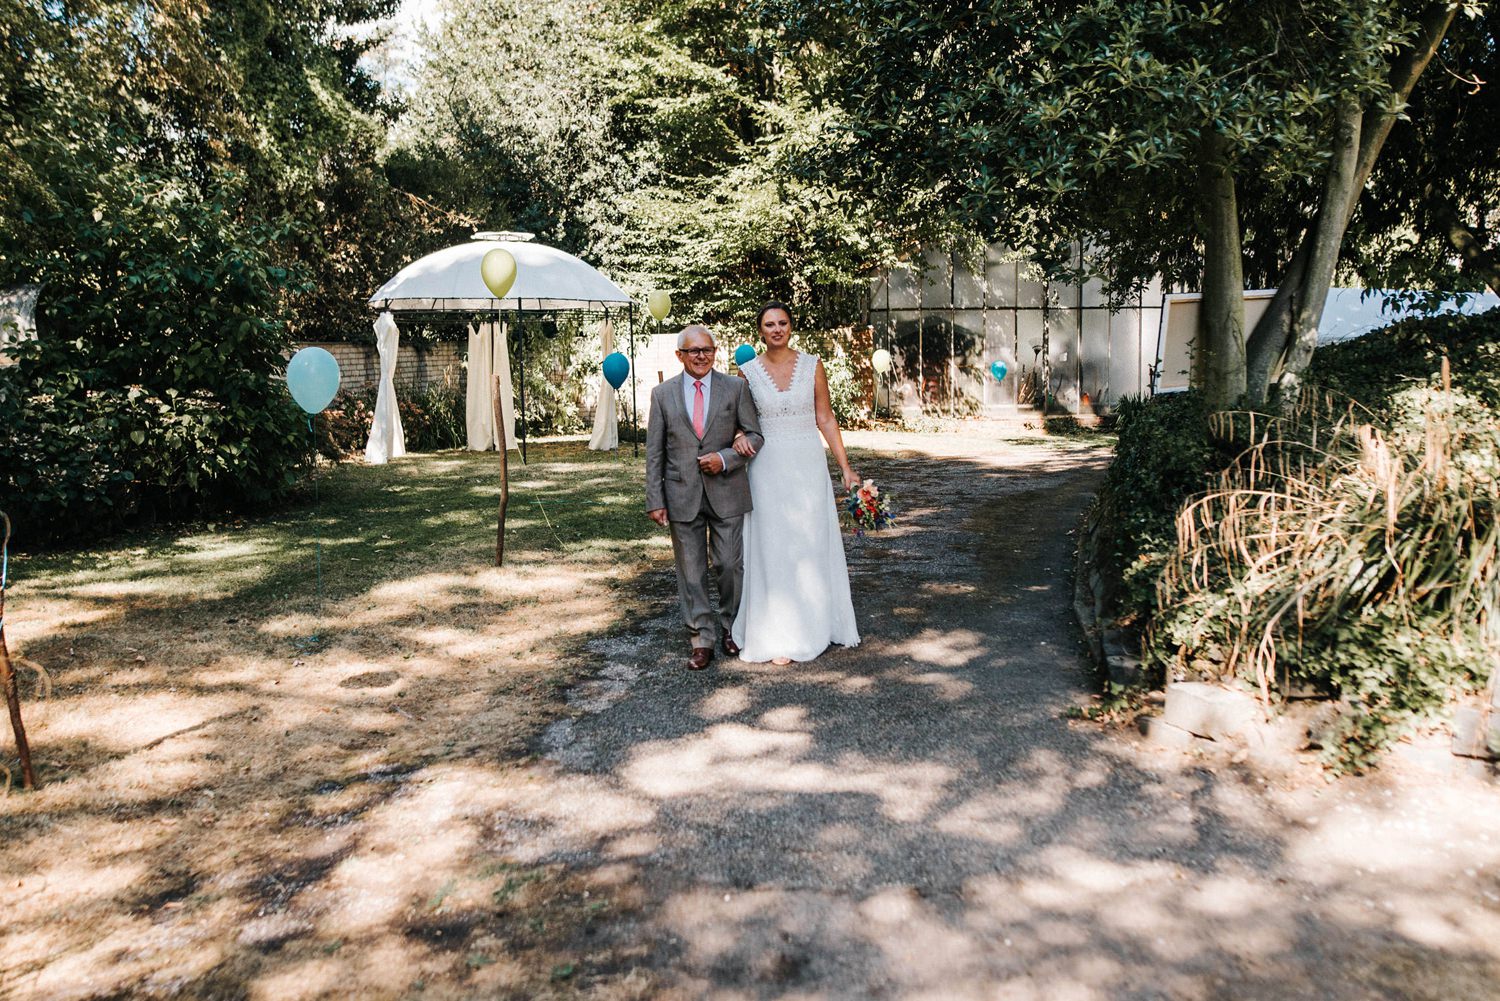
[0,446,666,1000]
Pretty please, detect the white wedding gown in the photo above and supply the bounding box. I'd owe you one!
[732,351,860,662]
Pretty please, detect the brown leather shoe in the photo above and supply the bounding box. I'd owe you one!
[720,636,741,658]
[688,647,713,671]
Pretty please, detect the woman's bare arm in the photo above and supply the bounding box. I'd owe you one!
[813,358,860,491]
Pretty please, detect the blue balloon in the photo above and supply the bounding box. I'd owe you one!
[733,344,757,367]
[287,347,341,414]
[990,360,1009,383]
[602,352,630,390]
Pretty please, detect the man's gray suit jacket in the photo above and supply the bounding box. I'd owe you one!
[645,370,765,522]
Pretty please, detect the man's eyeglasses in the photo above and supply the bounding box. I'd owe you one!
[678,347,716,358]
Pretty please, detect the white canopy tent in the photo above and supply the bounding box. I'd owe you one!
[365,232,638,463]
[369,233,634,313]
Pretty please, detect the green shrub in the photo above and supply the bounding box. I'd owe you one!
[405,379,468,452]
[315,379,469,458]
[0,382,136,540]
[511,317,590,438]
[1081,305,1500,771]
[1308,306,1500,411]
[1,171,307,545]
[1088,392,1227,625]
[1149,387,1498,772]
[315,387,377,458]
[820,350,870,426]
[0,375,303,543]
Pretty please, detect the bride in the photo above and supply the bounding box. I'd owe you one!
[730,302,861,664]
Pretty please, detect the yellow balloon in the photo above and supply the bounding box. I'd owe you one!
[481,248,517,299]
[871,348,892,374]
[646,290,672,321]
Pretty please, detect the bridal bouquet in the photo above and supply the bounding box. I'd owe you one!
[842,479,895,537]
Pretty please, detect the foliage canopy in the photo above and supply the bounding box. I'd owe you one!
[766,0,1493,405]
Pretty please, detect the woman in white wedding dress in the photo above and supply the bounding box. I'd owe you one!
[730,303,861,664]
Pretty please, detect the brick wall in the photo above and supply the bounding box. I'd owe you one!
[296,341,464,393]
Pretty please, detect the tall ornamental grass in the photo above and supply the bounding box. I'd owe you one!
[1149,366,1499,771]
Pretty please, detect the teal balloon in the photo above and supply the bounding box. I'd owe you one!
[990,360,1009,383]
[733,344,756,367]
[602,352,630,390]
[287,347,341,414]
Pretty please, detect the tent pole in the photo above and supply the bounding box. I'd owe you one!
[494,304,512,565]
[949,316,956,417]
[517,303,528,464]
[629,302,639,457]
[1044,288,1056,417]
[917,264,925,411]
[493,372,509,567]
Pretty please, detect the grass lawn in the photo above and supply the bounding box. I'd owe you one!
[13,441,660,609]
[1,443,672,999]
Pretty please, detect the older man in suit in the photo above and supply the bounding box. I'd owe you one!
[645,324,765,670]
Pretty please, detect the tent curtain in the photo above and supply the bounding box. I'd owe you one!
[492,321,517,450]
[465,322,494,450]
[466,320,517,451]
[364,311,407,465]
[587,318,618,451]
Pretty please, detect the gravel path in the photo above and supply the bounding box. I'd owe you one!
[527,429,1500,1000]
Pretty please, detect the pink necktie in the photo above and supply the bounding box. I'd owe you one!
[692,380,706,437]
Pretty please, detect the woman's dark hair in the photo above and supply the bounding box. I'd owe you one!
[755,301,793,332]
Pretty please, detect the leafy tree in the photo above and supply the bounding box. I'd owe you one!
[0,0,420,540]
[1348,11,1500,297]
[767,0,1479,406]
[389,0,916,328]
[387,0,635,258]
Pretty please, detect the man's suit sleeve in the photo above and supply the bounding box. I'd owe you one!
[719,379,764,474]
[644,386,668,512]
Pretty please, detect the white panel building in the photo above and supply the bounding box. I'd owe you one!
[865,247,1164,416]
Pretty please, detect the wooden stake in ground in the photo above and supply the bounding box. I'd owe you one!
[0,513,36,789]
[493,375,510,567]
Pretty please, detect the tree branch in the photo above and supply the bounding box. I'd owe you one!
[1432,194,1500,295]
[1247,2,1458,403]
[1348,3,1458,225]
[1277,96,1363,400]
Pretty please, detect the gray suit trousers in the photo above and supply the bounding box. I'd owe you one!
[668,487,743,648]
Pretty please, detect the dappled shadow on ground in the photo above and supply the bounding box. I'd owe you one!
[498,437,1500,1000]
[0,445,668,1000]
[4,431,1499,1000]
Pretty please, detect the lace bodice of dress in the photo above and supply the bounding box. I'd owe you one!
[744,352,817,438]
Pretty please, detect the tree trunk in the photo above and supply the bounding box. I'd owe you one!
[1195,134,1247,407]
[1245,3,1457,405]
[1274,97,1363,403]
[1244,243,1305,407]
